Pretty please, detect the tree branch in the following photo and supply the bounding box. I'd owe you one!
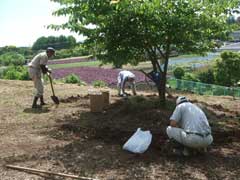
[149,47,163,74]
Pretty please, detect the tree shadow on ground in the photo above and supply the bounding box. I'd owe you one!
[40,95,240,179]
[45,137,240,179]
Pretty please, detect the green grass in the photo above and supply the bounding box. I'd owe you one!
[49,60,102,69]
[48,53,216,71]
[50,55,92,62]
[170,54,204,60]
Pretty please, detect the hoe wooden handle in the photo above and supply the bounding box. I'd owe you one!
[6,165,99,180]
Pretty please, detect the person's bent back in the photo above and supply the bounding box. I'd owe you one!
[117,70,137,97]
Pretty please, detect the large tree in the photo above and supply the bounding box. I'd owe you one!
[50,0,239,103]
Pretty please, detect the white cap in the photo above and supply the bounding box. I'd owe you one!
[128,74,135,79]
[176,96,188,105]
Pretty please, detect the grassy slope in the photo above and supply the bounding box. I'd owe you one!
[49,60,102,69]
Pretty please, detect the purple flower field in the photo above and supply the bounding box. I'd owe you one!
[48,57,93,65]
[52,67,146,85]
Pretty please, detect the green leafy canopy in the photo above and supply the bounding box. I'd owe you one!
[50,0,239,101]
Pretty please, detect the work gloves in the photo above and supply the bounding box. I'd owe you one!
[40,65,52,74]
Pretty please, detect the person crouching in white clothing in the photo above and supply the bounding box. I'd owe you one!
[117,70,137,97]
[166,96,213,156]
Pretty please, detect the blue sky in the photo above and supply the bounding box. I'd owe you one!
[0,0,84,47]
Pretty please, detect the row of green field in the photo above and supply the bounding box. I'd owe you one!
[49,53,214,69]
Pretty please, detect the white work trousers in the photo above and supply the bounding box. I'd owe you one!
[28,67,44,97]
[117,76,136,95]
[166,126,213,149]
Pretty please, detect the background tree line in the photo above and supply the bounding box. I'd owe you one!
[0,35,90,80]
[32,35,77,51]
[0,35,90,67]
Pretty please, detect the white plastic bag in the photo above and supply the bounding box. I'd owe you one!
[123,128,152,153]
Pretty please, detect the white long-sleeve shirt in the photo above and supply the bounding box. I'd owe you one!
[117,70,136,95]
[28,52,48,69]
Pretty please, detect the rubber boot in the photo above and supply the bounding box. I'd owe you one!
[32,96,39,108]
[40,95,47,106]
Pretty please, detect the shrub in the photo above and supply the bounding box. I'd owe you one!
[0,52,25,66]
[215,51,240,86]
[92,80,107,88]
[182,72,199,82]
[197,69,215,84]
[173,67,185,79]
[3,69,21,80]
[72,44,90,56]
[0,67,7,78]
[64,74,81,84]
[54,49,73,59]
[78,81,87,86]
[19,67,30,80]
[180,73,199,92]
[53,44,90,59]
[3,66,30,80]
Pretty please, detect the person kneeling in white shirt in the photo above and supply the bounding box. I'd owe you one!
[166,96,213,156]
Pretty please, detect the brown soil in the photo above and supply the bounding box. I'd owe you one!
[0,79,240,180]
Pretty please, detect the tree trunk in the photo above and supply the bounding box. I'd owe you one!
[151,58,166,104]
[159,72,166,105]
[151,60,157,72]
[158,56,169,105]
[149,46,169,105]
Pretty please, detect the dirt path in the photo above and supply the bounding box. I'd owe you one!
[0,80,240,180]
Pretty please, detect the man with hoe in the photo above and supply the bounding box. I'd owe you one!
[28,47,55,108]
[166,96,213,156]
